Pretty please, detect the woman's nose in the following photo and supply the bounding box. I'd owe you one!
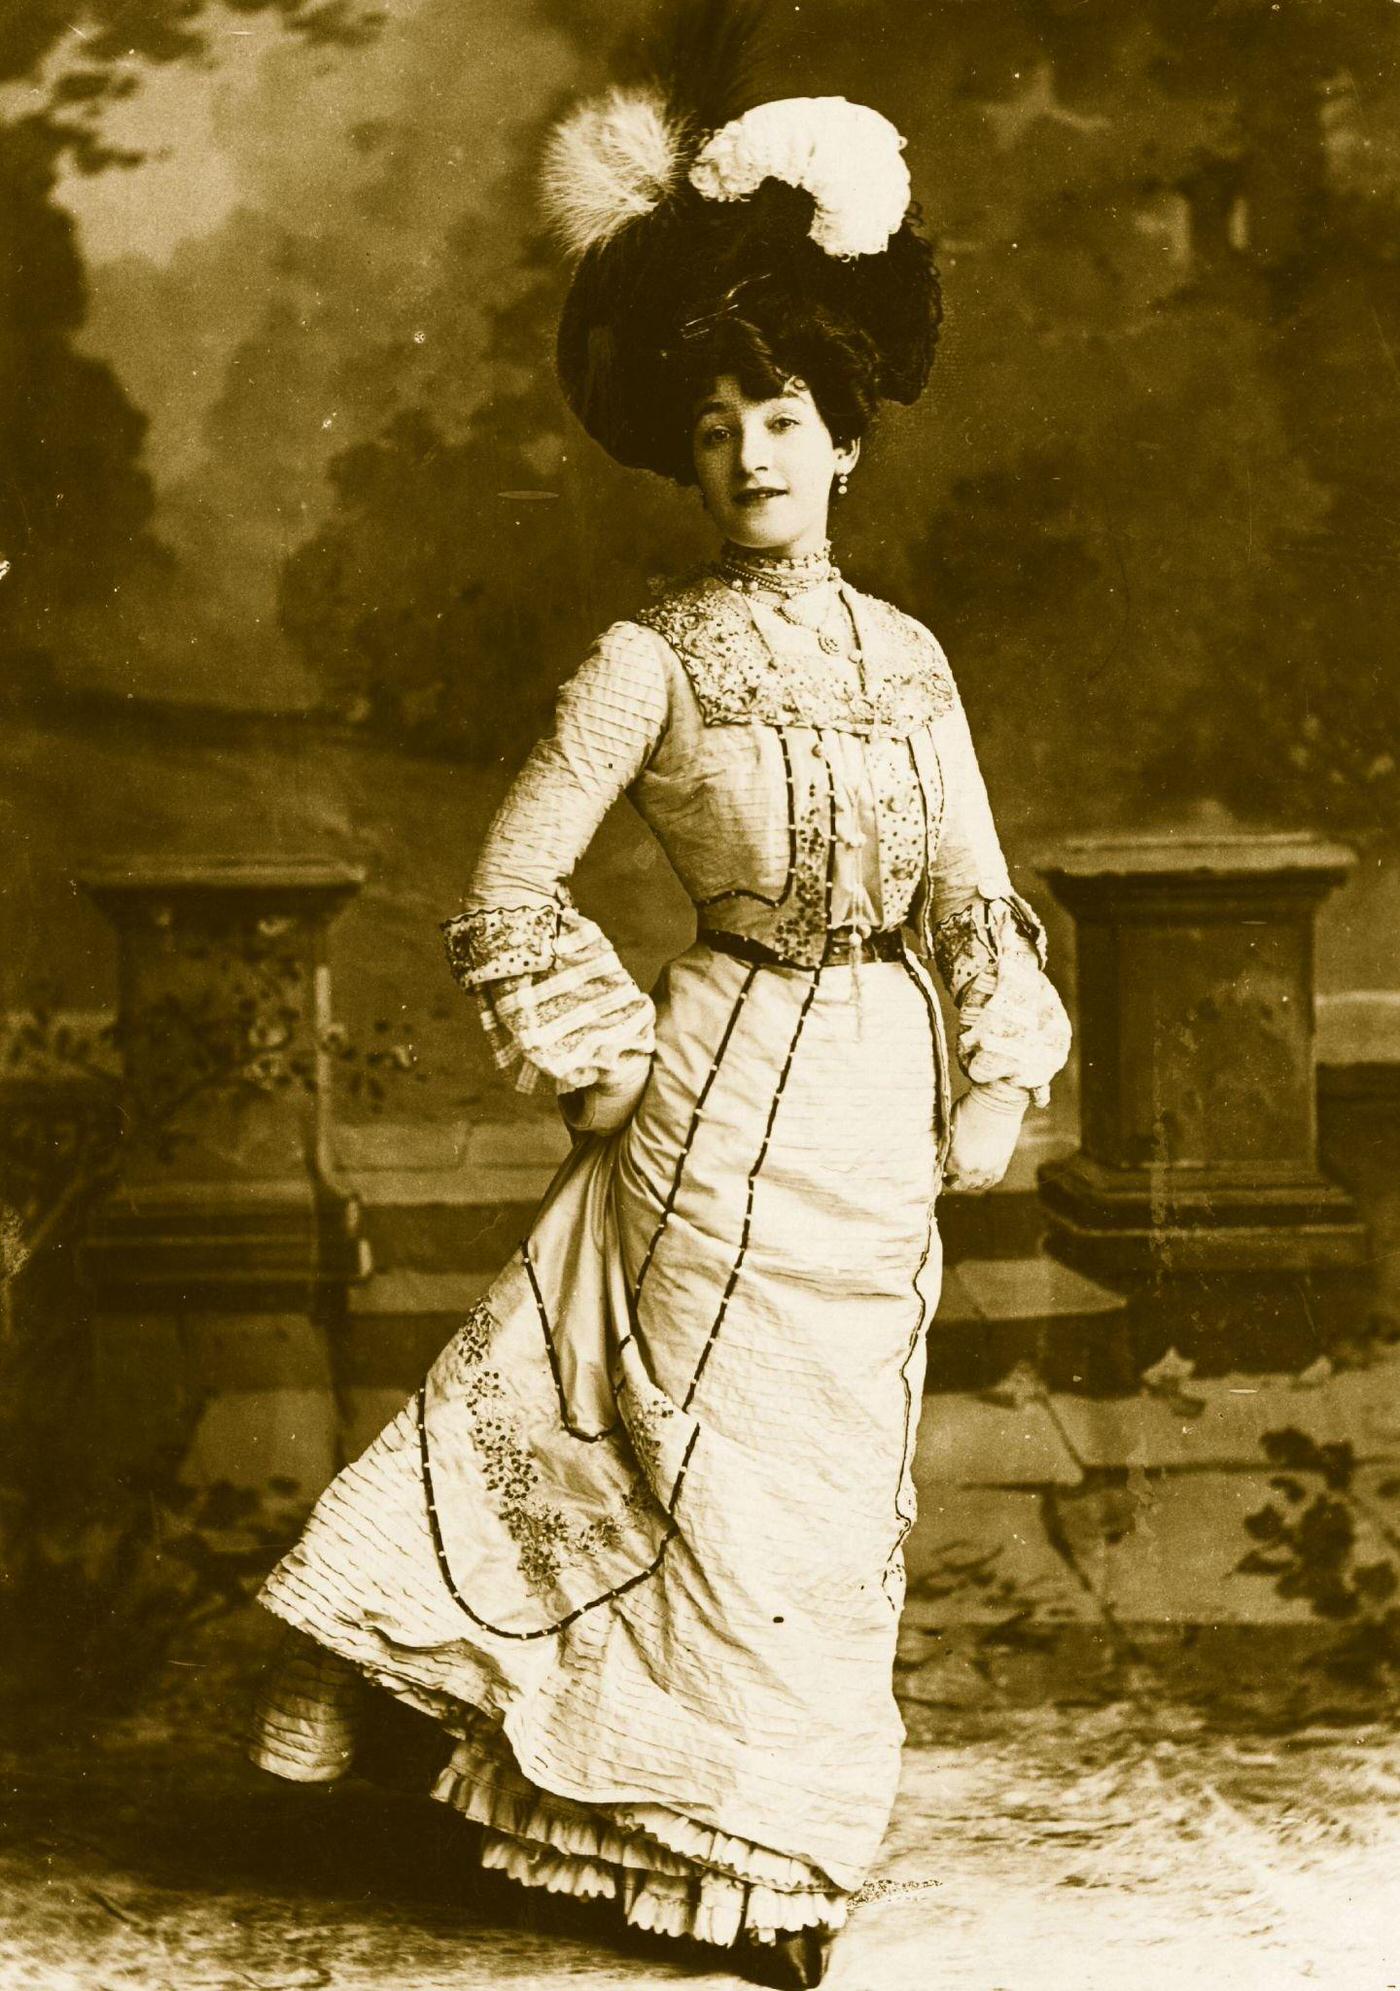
[737,422,772,477]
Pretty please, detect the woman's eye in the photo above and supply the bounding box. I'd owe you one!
[768,416,798,432]
[699,427,730,446]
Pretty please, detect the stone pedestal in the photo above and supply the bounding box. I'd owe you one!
[79,859,370,1504]
[1037,836,1367,1312]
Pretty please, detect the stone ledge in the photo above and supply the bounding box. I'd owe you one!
[1046,1465,1400,1626]
[1316,989,1400,1068]
[334,1114,569,1208]
[1039,830,1358,879]
[914,1397,1084,1488]
[902,1485,1094,1628]
[936,1257,1127,1324]
[347,1269,490,1317]
[928,1255,1130,1392]
[358,1200,535,1274]
[1050,1359,1400,1472]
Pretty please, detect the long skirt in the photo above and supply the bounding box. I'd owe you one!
[252,940,946,1948]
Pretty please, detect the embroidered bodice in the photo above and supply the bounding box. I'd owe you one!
[636,571,954,732]
[442,563,1071,1107]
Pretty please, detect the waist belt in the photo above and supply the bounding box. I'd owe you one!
[700,926,905,970]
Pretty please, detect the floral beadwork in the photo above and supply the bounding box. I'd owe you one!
[637,574,954,735]
[868,735,926,929]
[441,901,560,988]
[449,1296,498,1377]
[769,749,834,966]
[856,595,957,726]
[929,891,1048,1002]
[434,1291,659,1601]
[618,1374,678,1490]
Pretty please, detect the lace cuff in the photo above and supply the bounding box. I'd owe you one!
[469,902,655,1097]
[930,892,1071,1108]
[442,902,561,988]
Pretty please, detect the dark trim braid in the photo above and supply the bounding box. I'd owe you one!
[665,1422,703,1517]
[521,1238,618,1444]
[907,732,931,867]
[900,935,953,1164]
[416,1383,674,1642]
[682,968,821,1415]
[631,963,760,1310]
[821,746,838,931]
[880,946,946,1605]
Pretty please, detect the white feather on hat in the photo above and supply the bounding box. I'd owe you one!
[690,98,912,259]
[541,85,689,260]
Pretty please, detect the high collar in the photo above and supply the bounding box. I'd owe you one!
[715,540,840,597]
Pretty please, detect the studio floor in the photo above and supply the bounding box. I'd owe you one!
[4,1659,1399,1991]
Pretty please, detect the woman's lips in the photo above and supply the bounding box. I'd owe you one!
[734,488,786,505]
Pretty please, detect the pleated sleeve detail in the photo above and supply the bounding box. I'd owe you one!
[470,905,658,1097]
[442,621,672,1096]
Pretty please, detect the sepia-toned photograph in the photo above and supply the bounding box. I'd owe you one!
[2,1,1399,1984]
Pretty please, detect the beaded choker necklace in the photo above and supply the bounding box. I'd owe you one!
[716,541,839,599]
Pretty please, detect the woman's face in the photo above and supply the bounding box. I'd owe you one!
[690,373,859,557]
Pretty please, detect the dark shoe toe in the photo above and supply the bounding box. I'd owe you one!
[736,1926,834,1988]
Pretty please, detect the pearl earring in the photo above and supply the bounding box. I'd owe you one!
[835,471,850,499]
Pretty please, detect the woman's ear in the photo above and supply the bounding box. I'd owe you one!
[837,437,862,478]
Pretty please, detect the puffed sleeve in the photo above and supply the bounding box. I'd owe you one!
[440,621,672,1097]
[922,668,1072,1109]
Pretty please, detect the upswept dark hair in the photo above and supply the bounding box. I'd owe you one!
[654,292,883,485]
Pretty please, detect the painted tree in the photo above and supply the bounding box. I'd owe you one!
[278,239,703,764]
[764,0,1400,842]
[0,0,382,696]
[875,0,1400,836]
[273,0,1400,840]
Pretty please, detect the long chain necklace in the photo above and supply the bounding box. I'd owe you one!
[715,542,866,676]
[715,545,877,1001]
[771,589,863,665]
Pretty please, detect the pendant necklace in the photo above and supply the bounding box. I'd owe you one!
[716,542,867,686]
[772,590,862,665]
[717,546,877,1004]
[766,585,869,700]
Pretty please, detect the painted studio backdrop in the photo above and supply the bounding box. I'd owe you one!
[4,0,1399,1111]
[5,13,1400,1980]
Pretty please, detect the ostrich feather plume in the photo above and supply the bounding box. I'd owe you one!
[541,86,688,260]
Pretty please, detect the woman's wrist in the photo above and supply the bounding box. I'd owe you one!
[558,1050,653,1133]
[964,1077,1030,1117]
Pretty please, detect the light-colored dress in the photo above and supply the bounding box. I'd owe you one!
[251,561,1071,1947]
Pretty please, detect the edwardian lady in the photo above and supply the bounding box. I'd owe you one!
[250,64,1070,1991]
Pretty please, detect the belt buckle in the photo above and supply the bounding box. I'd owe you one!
[831,926,900,965]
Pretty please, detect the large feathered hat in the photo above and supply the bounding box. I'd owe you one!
[542,4,942,476]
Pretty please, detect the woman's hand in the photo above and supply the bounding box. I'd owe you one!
[942,1081,1028,1194]
[559,1049,653,1136]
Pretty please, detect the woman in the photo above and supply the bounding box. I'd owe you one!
[250,79,1070,1990]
